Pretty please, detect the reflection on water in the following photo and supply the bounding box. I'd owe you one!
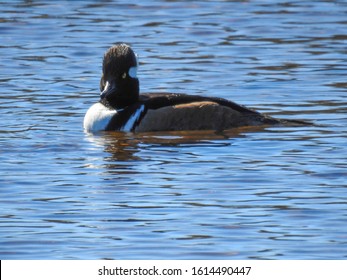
[0,0,347,259]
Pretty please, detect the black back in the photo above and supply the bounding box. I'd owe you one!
[140,92,258,114]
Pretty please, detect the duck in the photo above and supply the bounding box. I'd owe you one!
[84,43,300,133]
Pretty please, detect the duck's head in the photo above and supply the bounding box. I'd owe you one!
[100,44,139,109]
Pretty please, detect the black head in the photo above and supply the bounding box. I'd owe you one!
[100,44,139,109]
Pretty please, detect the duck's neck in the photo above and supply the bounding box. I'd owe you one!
[101,80,140,110]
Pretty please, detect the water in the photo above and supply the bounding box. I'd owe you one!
[0,0,346,259]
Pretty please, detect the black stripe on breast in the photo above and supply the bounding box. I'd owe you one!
[105,103,147,131]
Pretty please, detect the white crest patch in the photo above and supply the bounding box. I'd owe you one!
[128,66,137,78]
[128,53,139,78]
[83,102,117,132]
[121,105,145,132]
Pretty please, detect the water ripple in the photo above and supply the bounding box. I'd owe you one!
[0,0,346,260]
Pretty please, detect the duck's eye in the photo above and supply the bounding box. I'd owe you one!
[121,72,127,79]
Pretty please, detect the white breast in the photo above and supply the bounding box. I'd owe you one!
[83,102,117,132]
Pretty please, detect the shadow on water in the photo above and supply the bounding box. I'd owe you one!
[84,125,275,161]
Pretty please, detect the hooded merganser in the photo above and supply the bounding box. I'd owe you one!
[84,44,296,133]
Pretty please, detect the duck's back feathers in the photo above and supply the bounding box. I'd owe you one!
[140,92,252,113]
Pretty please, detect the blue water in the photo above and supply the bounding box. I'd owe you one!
[0,0,346,259]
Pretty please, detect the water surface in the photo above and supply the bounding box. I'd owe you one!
[0,0,346,259]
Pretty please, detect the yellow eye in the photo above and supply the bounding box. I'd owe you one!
[122,73,127,79]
